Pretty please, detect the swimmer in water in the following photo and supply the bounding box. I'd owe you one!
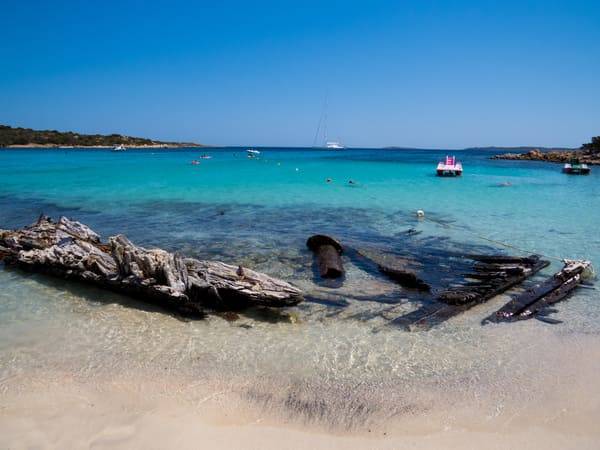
[348,179,356,185]
[326,178,332,183]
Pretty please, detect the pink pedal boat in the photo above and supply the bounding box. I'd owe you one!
[436,155,463,177]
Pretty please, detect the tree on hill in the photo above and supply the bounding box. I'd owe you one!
[581,136,600,154]
[0,125,201,147]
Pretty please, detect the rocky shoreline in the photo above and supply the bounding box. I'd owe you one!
[491,149,598,165]
[491,137,600,165]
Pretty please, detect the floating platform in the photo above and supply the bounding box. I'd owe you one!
[436,155,463,176]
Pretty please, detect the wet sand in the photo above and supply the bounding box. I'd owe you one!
[2,328,600,450]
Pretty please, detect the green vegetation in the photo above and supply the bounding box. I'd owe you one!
[581,136,600,154]
[0,125,201,147]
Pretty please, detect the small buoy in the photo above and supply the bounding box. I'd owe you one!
[416,210,425,218]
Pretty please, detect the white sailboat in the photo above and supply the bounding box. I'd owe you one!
[313,96,345,150]
[112,144,126,152]
[326,141,344,149]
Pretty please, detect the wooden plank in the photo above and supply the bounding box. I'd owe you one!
[516,274,581,320]
[483,261,589,323]
[438,259,549,306]
[467,254,541,265]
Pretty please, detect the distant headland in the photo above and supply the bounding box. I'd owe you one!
[465,145,576,152]
[490,136,600,165]
[0,125,204,148]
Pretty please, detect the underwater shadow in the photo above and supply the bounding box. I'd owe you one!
[1,265,205,322]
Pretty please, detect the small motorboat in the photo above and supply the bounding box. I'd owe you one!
[247,149,261,158]
[436,155,463,177]
[563,158,590,175]
[112,144,126,152]
[199,154,212,159]
[191,160,200,165]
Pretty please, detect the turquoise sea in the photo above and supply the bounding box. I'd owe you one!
[1,147,600,430]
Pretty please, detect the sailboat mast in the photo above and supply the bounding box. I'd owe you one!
[312,94,329,148]
[312,112,323,147]
[323,96,328,147]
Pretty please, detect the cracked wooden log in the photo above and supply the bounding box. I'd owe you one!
[306,235,344,279]
[0,216,303,316]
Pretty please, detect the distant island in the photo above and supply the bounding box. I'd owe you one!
[383,145,577,152]
[490,136,600,165]
[465,145,576,152]
[0,125,203,148]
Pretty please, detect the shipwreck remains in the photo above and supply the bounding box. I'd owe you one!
[307,234,344,279]
[0,216,303,316]
[483,260,592,324]
[392,254,551,330]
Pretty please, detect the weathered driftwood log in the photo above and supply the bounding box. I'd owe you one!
[483,260,591,324]
[0,216,303,316]
[306,235,344,279]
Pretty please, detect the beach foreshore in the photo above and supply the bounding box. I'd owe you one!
[2,371,599,450]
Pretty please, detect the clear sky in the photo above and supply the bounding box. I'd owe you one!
[2,0,599,148]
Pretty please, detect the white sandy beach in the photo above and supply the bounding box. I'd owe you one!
[2,326,600,450]
[2,376,599,450]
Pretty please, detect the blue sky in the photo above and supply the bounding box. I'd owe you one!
[2,0,599,148]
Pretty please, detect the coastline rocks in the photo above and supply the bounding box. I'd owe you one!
[0,216,303,316]
[491,148,600,165]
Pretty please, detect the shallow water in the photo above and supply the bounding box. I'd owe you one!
[1,147,599,431]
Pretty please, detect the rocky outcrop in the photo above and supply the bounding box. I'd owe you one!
[0,216,303,316]
[491,148,600,165]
